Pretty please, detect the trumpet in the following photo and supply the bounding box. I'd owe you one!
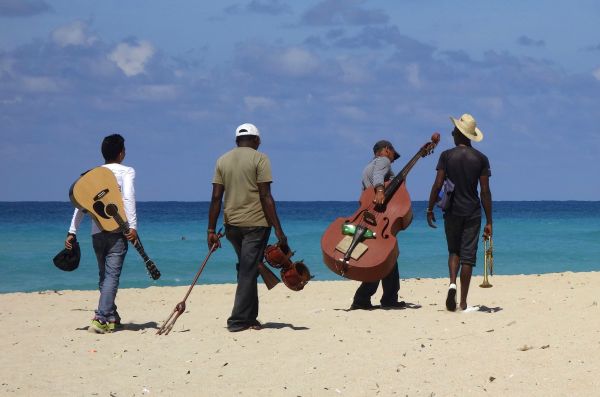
[479,237,494,288]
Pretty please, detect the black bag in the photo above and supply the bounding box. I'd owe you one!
[53,239,81,271]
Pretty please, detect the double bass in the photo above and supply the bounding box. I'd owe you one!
[321,133,440,282]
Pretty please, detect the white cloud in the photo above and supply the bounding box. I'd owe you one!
[593,67,600,81]
[273,47,319,77]
[476,96,504,118]
[244,96,277,111]
[338,58,372,84]
[51,21,96,47]
[21,76,60,92]
[406,63,421,88]
[108,41,155,77]
[1,96,22,105]
[122,84,179,101]
[0,58,15,77]
[336,105,367,121]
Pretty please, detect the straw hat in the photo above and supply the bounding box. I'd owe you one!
[450,113,484,142]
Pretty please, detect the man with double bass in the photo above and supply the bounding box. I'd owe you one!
[426,114,492,311]
[350,140,406,310]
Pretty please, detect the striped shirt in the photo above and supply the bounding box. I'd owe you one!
[362,156,394,190]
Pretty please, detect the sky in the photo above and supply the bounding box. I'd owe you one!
[1,0,599,201]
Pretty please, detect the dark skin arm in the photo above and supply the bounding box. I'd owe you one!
[207,183,224,249]
[426,169,445,228]
[479,175,493,239]
[258,181,288,252]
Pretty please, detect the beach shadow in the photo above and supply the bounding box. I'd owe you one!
[476,305,503,313]
[336,302,422,312]
[261,322,309,331]
[120,321,159,331]
[75,321,159,332]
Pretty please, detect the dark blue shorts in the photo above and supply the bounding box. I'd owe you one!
[443,213,481,266]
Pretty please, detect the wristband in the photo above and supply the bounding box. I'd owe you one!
[207,229,215,234]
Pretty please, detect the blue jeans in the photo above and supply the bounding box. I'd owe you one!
[92,232,128,323]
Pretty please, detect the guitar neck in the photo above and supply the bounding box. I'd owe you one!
[107,203,160,280]
[131,239,151,264]
[110,210,150,260]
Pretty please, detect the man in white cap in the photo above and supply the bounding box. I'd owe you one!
[425,114,493,311]
[207,123,288,332]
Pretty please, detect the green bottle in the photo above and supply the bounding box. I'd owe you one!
[342,223,375,238]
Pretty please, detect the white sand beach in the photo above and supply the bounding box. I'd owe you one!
[1,272,599,396]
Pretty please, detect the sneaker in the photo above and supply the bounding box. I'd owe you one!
[446,284,457,312]
[107,320,122,331]
[88,319,111,334]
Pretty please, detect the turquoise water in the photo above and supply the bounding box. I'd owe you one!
[1,201,599,293]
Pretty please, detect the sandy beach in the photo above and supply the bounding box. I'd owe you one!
[1,271,599,396]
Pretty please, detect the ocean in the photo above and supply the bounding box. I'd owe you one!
[1,201,599,293]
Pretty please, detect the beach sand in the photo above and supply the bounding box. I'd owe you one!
[1,272,599,396]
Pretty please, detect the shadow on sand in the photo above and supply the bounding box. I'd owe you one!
[476,305,503,313]
[261,322,309,331]
[336,301,422,312]
[76,321,159,332]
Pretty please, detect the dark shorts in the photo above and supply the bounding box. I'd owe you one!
[444,213,481,266]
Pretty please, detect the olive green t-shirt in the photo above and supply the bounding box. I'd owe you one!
[212,147,272,227]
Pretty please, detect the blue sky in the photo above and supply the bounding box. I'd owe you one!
[1,0,599,201]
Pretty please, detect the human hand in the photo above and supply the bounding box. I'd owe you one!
[124,228,138,243]
[483,223,492,240]
[426,210,437,228]
[275,230,289,253]
[65,234,75,249]
[207,232,221,250]
[374,190,385,205]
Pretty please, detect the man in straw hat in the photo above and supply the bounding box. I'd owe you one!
[425,114,493,311]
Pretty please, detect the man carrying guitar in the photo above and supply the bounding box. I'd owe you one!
[350,140,406,310]
[208,123,288,332]
[65,134,138,333]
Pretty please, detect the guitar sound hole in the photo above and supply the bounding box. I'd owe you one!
[105,203,118,217]
[93,201,110,219]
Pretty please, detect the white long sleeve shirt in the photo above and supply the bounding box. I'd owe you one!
[69,163,137,235]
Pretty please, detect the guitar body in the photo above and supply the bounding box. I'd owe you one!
[69,166,161,280]
[69,167,126,232]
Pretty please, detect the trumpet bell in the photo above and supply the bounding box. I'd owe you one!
[479,280,493,288]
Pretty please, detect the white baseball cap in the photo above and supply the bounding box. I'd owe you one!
[235,123,260,137]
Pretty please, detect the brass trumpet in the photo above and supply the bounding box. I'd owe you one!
[479,237,494,288]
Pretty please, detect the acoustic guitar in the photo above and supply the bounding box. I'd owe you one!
[69,167,161,280]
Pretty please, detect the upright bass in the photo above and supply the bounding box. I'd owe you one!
[321,133,440,282]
